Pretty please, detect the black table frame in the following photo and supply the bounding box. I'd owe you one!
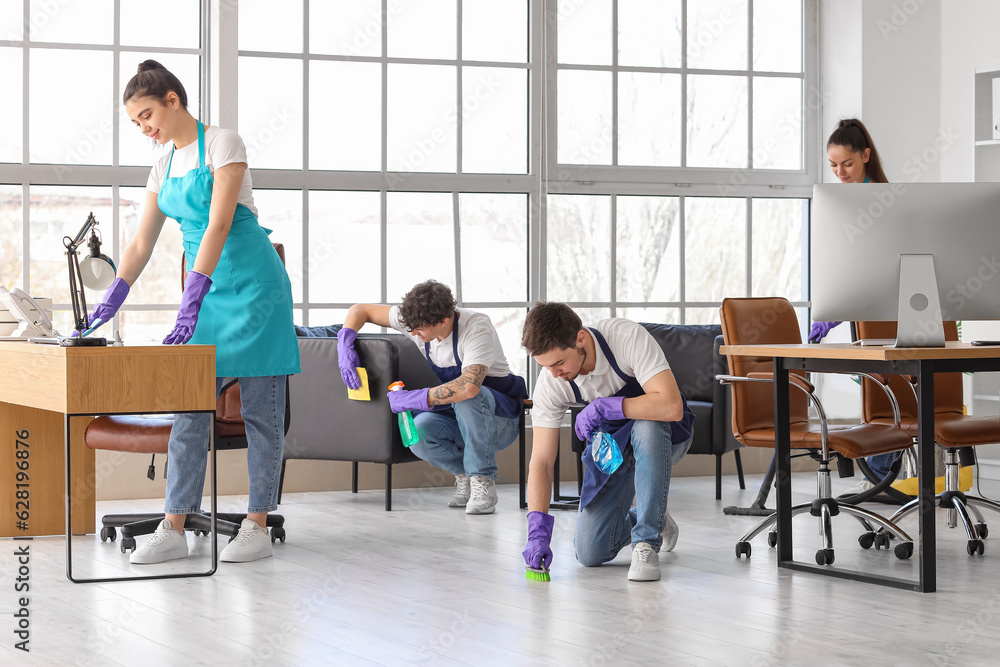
[65,409,217,584]
[772,354,1000,593]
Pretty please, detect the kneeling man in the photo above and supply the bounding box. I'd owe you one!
[339,280,527,514]
[521,303,695,581]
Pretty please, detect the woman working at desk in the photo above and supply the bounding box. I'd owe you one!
[86,61,300,564]
[809,118,897,492]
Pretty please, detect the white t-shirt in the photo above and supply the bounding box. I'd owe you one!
[145,126,257,218]
[388,306,512,378]
[530,318,672,429]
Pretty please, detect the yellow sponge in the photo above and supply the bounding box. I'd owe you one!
[347,368,371,401]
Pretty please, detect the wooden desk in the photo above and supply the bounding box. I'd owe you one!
[720,342,1000,593]
[0,342,215,581]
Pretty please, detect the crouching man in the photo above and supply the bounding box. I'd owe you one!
[339,280,527,514]
[521,303,695,581]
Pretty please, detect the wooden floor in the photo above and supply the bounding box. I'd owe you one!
[6,472,1000,666]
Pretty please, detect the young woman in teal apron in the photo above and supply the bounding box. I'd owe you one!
[88,60,300,565]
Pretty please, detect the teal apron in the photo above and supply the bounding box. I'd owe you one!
[157,122,300,377]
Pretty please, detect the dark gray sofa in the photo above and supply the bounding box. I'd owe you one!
[278,332,440,510]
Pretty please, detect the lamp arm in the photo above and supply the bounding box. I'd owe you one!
[64,212,98,252]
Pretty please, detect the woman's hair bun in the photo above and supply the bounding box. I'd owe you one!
[137,60,164,74]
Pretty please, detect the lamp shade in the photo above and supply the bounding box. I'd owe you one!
[79,254,117,291]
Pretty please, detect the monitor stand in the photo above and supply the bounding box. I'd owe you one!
[894,254,946,348]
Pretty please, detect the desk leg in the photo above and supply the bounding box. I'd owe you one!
[774,359,793,563]
[917,362,936,593]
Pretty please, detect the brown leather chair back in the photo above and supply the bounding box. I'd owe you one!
[719,297,810,445]
[856,321,964,429]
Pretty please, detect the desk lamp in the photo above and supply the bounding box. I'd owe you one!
[61,212,116,347]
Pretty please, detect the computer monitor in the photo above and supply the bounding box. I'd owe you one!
[811,182,1000,347]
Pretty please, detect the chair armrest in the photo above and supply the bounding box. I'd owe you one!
[746,371,815,394]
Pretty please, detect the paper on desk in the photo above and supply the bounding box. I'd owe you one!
[347,367,371,401]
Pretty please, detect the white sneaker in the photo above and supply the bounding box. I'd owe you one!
[129,519,188,564]
[628,542,661,581]
[661,508,678,552]
[220,519,273,563]
[449,474,471,507]
[843,478,874,496]
[465,476,498,515]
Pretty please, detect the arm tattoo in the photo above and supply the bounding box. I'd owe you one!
[429,364,487,405]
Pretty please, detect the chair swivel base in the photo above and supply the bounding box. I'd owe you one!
[98,511,286,554]
[734,498,914,564]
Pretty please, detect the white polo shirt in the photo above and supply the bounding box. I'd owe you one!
[388,306,512,377]
[146,126,257,218]
[530,318,671,429]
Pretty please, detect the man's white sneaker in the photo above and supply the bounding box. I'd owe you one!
[449,473,471,507]
[129,519,188,564]
[843,478,874,496]
[628,542,661,581]
[220,519,273,563]
[465,476,498,515]
[662,508,679,552]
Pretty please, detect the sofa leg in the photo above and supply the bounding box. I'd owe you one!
[716,455,723,500]
[385,464,392,511]
[277,460,287,504]
[734,449,746,490]
[352,462,359,494]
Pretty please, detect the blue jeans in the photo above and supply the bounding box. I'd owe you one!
[575,420,693,565]
[410,390,518,480]
[165,375,287,514]
[866,451,900,480]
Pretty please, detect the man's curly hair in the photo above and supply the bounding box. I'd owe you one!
[398,280,457,331]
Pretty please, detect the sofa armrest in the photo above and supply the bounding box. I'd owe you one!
[285,335,432,466]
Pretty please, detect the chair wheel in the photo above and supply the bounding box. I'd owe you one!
[858,532,875,550]
[735,541,752,559]
[894,542,914,560]
[270,526,286,543]
[100,526,117,542]
[767,531,777,548]
[968,539,985,556]
[976,523,989,539]
[120,537,136,554]
[873,533,891,550]
[815,548,835,566]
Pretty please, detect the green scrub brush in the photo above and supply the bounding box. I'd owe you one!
[525,557,550,582]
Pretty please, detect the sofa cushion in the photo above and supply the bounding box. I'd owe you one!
[686,400,713,455]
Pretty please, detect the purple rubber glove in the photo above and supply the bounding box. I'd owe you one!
[162,271,212,345]
[337,327,362,390]
[808,320,841,343]
[522,511,554,569]
[387,387,430,414]
[574,396,626,441]
[73,277,130,336]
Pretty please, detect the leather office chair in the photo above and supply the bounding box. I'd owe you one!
[719,298,916,564]
[84,243,291,553]
[857,320,1000,556]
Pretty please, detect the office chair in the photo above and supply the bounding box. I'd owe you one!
[84,379,290,552]
[857,320,1000,556]
[719,298,916,564]
[83,243,291,553]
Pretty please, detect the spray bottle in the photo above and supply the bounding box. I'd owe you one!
[388,381,419,447]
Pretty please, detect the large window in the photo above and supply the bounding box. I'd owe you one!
[1,0,817,376]
[547,0,814,325]
[0,0,203,341]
